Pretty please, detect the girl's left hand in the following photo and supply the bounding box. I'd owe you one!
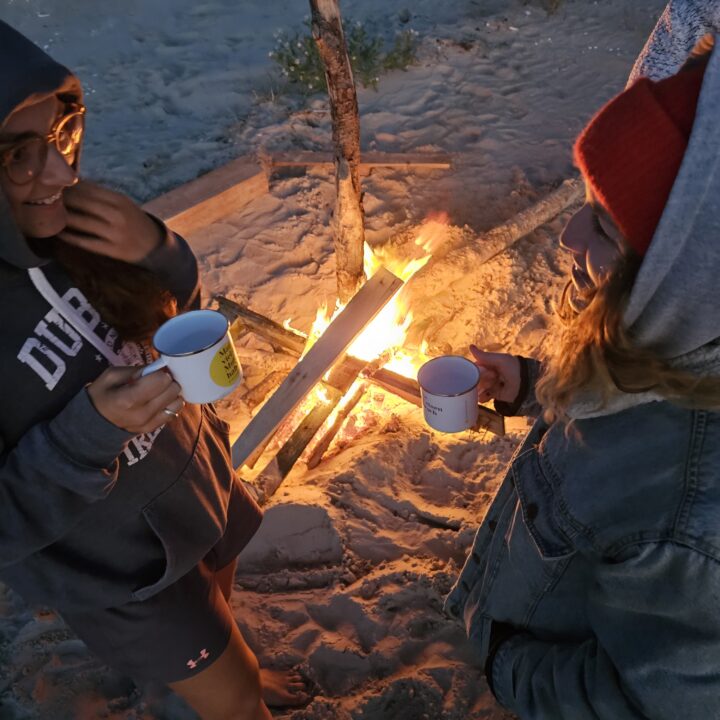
[59,180,163,263]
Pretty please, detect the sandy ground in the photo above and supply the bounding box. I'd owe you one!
[0,1,667,718]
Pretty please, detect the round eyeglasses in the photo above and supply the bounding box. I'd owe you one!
[0,104,86,186]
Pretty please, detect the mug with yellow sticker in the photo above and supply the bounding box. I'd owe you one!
[141,309,242,404]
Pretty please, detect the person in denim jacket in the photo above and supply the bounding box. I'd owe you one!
[446,40,720,719]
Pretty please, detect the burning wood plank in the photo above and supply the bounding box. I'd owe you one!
[231,267,403,469]
[216,296,306,356]
[252,355,374,497]
[305,380,367,470]
[242,355,366,472]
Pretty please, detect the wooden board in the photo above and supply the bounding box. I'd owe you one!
[270,151,452,171]
[142,156,267,236]
[231,267,403,468]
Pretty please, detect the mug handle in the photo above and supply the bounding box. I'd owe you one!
[140,357,168,377]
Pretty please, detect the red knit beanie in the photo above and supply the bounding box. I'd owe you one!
[574,60,707,256]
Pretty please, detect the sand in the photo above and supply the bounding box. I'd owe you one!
[0,1,667,718]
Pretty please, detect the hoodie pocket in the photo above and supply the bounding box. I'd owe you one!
[131,406,234,602]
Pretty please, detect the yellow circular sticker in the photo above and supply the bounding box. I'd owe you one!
[210,342,240,387]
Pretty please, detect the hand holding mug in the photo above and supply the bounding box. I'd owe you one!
[87,366,184,434]
[470,345,521,404]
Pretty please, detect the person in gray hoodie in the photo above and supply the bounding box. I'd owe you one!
[448,39,720,719]
[0,20,308,720]
[630,0,720,83]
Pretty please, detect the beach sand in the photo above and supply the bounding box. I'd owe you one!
[0,1,666,718]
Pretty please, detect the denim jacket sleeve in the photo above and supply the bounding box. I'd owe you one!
[491,541,720,720]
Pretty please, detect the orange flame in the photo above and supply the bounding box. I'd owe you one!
[297,215,448,375]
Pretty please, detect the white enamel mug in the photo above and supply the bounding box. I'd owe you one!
[417,355,480,433]
[141,309,243,404]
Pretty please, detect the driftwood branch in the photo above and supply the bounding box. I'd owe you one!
[216,296,306,356]
[310,0,365,303]
[417,177,584,289]
[240,371,287,409]
[469,177,584,265]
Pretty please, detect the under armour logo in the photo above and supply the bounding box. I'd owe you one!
[186,648,210,670]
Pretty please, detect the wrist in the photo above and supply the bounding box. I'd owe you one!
[493,357,529,416]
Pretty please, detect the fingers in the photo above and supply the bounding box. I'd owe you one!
[91,365,141,390]
[469,344,502,368]
[88,366,184,433]
[57,228,112,256]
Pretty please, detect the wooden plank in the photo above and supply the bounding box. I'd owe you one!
[270,151,452,171]
[367,367,505,437]
[276,386,343,477]
[231,267,403,468]
[256,354,367,488]
[216,296,306,356]
[306,381,367,469]
[142,156,267,236]
[241,354,364,471]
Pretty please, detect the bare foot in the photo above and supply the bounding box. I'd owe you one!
[260,667,311,708]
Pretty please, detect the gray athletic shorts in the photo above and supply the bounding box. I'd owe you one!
[60,500,259,685]
[62,558,234,684]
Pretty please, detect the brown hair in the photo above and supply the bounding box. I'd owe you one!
[52,240,177,344]
[536,251,720,424]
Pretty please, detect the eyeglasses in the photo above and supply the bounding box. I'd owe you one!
[0,103,86,186]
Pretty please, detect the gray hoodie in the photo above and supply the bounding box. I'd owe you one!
[625,38,720,358]
[0,21,261,611]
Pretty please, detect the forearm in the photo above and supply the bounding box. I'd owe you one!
[489,633,648,720]
[139,217,201,311]
[0,389,132,566]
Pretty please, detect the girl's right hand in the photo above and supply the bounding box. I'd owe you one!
[87,366,184,434]
[470,345,522,404]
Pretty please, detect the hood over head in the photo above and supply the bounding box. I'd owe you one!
[624,40,720,359]
[0,20,82,269]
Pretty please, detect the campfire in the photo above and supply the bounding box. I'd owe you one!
[216,215,505,503]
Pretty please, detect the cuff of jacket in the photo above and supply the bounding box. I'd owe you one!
[489,631,535,710]
[45,388,134,496]
[494,357,543,418]
[493,356,530,416]
[484,622,519,697]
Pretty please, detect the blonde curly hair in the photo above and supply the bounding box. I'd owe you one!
[536,250,720,424]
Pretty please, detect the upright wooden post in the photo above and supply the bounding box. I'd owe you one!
[310,0,365,303]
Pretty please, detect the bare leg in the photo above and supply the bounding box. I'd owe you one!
[214,560,310,708]
[168,621,272,720]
